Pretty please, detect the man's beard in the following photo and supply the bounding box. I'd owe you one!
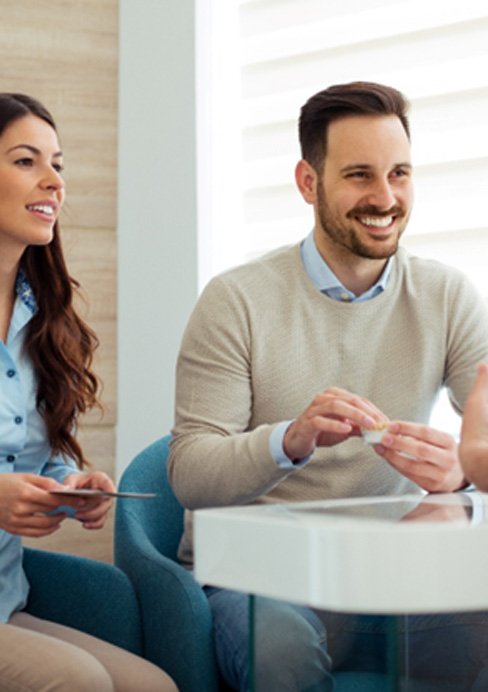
[316,183,408,260]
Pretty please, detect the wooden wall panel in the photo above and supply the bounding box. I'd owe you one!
[0,0,118,230]
[0,0,118,562]
[64,228,117,426]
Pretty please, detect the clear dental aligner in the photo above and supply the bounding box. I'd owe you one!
[362,422,389,445]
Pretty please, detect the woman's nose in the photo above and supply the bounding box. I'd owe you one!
[40,168,64,191]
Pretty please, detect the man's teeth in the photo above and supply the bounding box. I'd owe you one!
[360,216,393,228]
[28,204,54,215]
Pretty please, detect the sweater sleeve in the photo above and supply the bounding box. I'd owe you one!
[444,272,488,414]
[168,275,295,510]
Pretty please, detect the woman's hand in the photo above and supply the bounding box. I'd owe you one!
[0,473,69,537]
[459,363,488,490]
[62,471,116,529]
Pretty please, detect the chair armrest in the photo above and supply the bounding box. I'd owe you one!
[23,547,142,655]
[115,529,220,692]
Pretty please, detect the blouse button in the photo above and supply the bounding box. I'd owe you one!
[6,455,15,463]
[14,416,23,425]
[6,370,15,378]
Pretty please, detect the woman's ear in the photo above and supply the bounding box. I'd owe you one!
[295,159,318,204]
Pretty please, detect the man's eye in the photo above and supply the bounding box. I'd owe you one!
[347,171,367,179]
[392,168,410,178]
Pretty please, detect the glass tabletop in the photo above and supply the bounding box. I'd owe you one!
[249,594,488,691]
[272,492,481,525]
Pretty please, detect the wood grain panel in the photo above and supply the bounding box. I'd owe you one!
[63,228,116,323]
[0,0,118,230]
[63,228,117,425]
[0,0,118,562]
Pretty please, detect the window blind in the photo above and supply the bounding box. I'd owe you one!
[237,0,488,290]
[198,0,488,430]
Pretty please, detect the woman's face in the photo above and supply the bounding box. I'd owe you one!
[0,113,65,266]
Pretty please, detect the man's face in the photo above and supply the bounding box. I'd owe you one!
[314,114,413,260]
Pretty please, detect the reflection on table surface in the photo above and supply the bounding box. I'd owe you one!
[289,492,482,524]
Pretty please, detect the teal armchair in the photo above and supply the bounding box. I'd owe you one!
[114,436,404,692]
[23,546,143,654]
[114,435,219,692]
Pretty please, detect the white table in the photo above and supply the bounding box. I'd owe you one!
[194,492,488,614]
[195,493,488,690]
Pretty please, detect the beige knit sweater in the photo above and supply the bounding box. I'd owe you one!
[169,244,488,568]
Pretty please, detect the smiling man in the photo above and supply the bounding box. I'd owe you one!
[169,82,488,691]
[299,113,412,280]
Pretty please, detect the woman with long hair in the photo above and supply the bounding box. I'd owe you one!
[0,93,177,691]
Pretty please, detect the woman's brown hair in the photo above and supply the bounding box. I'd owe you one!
[0,93,99,469]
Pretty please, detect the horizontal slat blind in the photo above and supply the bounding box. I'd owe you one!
[235,0,488,299]
[199,0,488,430]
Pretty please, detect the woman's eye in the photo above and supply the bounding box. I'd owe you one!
[15,157,34,167]
[53,163,64,173]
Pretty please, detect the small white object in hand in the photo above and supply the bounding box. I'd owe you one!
[362,424,389,445]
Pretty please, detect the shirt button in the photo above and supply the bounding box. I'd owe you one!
[6,455,15,463]
[14,416,23,425]
[6,369,15,378]
[340,293,351,302]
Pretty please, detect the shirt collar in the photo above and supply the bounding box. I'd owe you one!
[300,230,392,303]
[15,269,37,314]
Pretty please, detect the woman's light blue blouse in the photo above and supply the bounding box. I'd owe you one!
[0,272,76,623]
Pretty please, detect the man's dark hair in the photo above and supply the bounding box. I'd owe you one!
[298,81,410,172]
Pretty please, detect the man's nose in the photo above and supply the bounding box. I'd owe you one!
[363,178,396,210]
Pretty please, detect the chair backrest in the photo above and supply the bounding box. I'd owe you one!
[117,434,183,560]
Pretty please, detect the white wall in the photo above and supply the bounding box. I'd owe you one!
[117,0,199,474]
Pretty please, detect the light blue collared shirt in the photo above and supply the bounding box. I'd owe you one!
[300,230,392,301]
[0,272,77,623]
[269,232,392,467]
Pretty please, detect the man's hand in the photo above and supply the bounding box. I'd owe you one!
[459,362,488,490]
[283,387,387,460]
[375,421,465,492]
[63,471,116,529]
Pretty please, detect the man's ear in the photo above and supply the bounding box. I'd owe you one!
[295,159,318,204]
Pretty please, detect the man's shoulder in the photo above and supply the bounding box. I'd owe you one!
[208,243,302,292]
[191,243,304,326]
[397,247,470,284]
[394,247,485,315]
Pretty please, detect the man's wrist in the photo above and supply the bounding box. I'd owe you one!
[269,421,312,468]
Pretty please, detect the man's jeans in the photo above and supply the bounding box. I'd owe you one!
[205,586,488,692]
